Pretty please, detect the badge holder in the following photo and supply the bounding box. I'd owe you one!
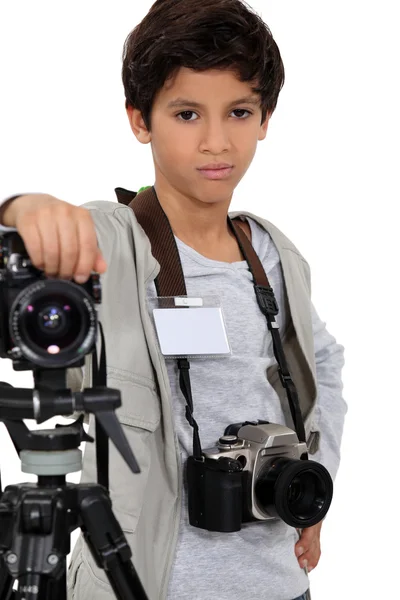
[148,295,232,359]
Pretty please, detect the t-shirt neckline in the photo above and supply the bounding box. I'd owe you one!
[174,218,255,269]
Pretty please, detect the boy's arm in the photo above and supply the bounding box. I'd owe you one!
[294,305,347,571]
[310,302,347,481]
[0,194,23,231]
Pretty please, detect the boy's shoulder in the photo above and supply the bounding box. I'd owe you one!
[229,209,308,263]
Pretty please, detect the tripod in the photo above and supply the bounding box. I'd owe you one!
[0,378,149,600]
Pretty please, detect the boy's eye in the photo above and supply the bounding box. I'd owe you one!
[176,109,252,122]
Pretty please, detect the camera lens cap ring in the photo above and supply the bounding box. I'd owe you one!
[9,279,97,368]
[274,459,333,527]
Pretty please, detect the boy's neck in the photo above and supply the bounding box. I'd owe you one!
[155,193,251,263]
[155,183,234,244]
[153,183,251,262]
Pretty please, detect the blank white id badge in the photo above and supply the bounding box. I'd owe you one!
[150,296,231,359]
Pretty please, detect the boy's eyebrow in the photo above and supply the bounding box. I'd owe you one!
[166,96,260,109]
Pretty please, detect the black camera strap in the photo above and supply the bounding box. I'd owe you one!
[114,186,307,459]
[231,221,307,447]
[92,321,110,489]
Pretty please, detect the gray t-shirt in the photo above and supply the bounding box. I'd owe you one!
[146,217,310,600]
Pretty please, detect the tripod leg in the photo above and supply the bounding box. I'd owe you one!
[5,565,66,600]
[78,485,148,600]
[0,556,15,600]
[19,569,66,600]
[0,485,69,600]
[37,570,66,600]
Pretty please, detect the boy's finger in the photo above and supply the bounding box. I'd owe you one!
[74,213,100,282]
[299,558,308,571]
[58,214,80,279]
[37,212,61,277]
[295,544,305,558]
[95,250,107,273]
[298,548,320,570]
[19,220,44,270]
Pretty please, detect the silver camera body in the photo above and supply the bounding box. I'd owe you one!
[202,422,308,521]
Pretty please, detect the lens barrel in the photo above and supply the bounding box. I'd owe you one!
[255,457,333,527]
[9,279,97,368]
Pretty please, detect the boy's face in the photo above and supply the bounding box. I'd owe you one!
[126,67,270,206]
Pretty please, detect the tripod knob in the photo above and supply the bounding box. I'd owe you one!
[20,447,82,476]
[28,427,81,451]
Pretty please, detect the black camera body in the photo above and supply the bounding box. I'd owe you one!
[0,231,101,371]
[187,420,333,533]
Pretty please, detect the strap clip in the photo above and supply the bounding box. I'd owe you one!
[279,370,293,389]
[178,358,190,370]
[254,285,279,317]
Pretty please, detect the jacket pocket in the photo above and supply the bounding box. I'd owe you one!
[68,551,111,599]
[108,369,161,431]
[67,550,83,593]
[103,373,161,534]
[67,548,93,600]
[80,372,161,534]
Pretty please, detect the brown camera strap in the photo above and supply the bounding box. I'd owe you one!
[114,185,307,458]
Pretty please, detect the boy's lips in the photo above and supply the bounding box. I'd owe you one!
[197,166,234,180]
[198,162,233,170]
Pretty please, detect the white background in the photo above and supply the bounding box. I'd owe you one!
[0,1,399,598]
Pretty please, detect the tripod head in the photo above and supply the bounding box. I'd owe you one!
[0,379,140,482]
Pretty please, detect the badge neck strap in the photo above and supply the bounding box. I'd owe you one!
[114,186,307,461]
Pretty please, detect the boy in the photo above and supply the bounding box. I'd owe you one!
[0,1,347,599]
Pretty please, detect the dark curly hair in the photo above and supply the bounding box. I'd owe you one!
[122,0,285,131]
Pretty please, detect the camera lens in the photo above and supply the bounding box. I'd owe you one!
[288,476,303,504]
[38,305,67,333]
[254,457,333,527]
[24,295,81,349]
[9,280,97,368]
[286,471,323,517]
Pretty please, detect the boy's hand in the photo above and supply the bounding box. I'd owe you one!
[3,194,107,283]
[294,521,323,572]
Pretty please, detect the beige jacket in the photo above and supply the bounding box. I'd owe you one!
[66,201,319,600]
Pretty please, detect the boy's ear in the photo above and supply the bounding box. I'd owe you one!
[258,113,271,142]
[126,105,152,144]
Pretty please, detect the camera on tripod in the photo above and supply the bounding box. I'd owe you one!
[0,231,100,375]
[187,420,333,533]
[0,231,149,600]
